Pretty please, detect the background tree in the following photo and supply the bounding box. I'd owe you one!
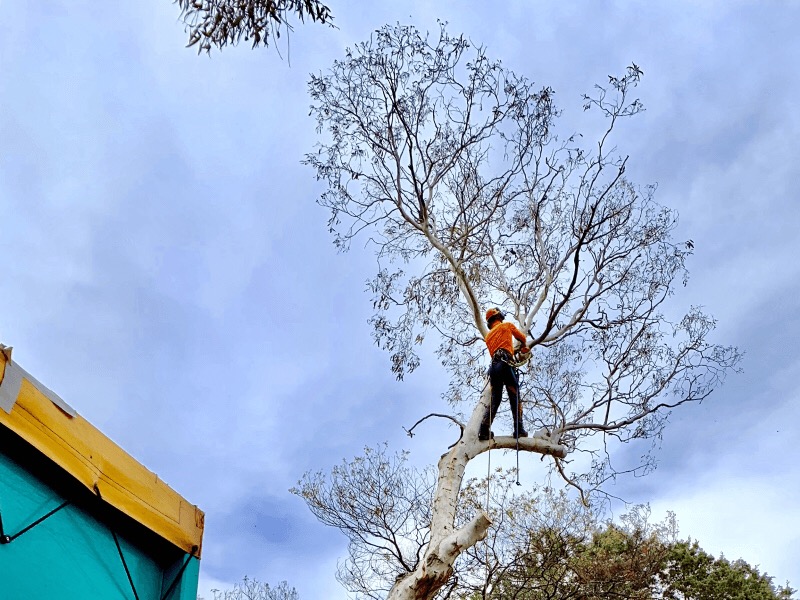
[296,458,795,600]
[479,487,795,600]
[458,477,794,600]
[453,469,606,599]
[293,445,437,599]
[299,22,741,599]
[175,0,333,53]
[458,483,674,600]
[208,576,300,600]
[661,541,795,600]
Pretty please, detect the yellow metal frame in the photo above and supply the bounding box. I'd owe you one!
[0,351,204,556]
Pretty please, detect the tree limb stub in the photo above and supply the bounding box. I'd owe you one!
[389,512,492,600]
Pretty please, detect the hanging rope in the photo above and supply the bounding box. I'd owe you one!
[485,445,491,510]
[485,442,491,593]
[514,359,529,486]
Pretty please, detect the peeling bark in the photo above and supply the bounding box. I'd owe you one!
[387,387,567,600]
[389,512,492,600]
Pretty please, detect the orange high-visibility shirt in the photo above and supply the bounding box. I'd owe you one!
[485,321,527,357]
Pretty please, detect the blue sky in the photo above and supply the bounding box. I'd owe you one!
[2,1,799,597]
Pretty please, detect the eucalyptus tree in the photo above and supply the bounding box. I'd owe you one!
[299,23,740,600]
[175,0,333,53]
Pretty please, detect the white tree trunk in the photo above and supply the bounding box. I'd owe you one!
[387,386,567,600]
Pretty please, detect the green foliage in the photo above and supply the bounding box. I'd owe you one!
[488,510,670,599]
[451,475,794,600]
[486,517,795,600]
[175,0,333,53]
[662,540,795,600]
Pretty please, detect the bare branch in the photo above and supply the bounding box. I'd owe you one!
[404,413,465,449]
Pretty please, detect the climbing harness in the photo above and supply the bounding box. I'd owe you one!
[514,363,528,486]
[492,347,532,369]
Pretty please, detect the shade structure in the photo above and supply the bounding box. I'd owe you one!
[0,346,204,599]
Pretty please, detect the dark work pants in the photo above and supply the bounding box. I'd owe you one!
[480,357,524,435]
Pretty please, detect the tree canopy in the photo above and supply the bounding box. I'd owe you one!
[306,21,739,483]
[298,22,742,599]
[175,0,333,53]
[484,488,796,600]
[662,541,795,600]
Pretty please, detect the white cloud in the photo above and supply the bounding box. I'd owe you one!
[649,470,800,586]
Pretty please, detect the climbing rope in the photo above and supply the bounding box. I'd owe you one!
[485,435,492,510]
[515,362,527,486]
[485,439,491,591]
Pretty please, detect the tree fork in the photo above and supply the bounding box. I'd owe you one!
[388,387,567,600]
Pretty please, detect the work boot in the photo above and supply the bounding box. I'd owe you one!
[513,427,528,439]
[478,429,494,441]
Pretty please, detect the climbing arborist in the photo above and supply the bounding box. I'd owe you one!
[478,307,530,441]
